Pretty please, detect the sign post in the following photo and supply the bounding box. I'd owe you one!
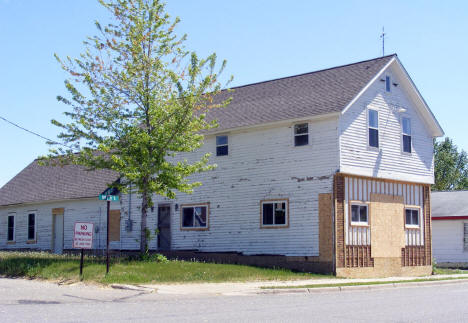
[99,192,119,274]
[73,222,94,276]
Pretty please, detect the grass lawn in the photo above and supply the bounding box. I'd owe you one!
[433,267,468,275]
[0,252,330,285]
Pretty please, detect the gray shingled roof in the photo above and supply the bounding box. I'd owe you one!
[0,55,395,206]
[208,54,395,131]
[0,160,119,206]
[432,191,468,218]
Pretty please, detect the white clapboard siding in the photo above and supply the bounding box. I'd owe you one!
[0,199,121,251]
[344,176,425,246]
[120,116,340,256]
[340,65,434,184]
[432,220,468,263]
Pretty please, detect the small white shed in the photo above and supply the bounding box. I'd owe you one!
[432,191,468,267]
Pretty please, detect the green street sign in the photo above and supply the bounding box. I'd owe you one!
[99,194,119,201]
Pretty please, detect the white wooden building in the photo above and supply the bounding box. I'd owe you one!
[432,191,468,267]
[0,54,444,277]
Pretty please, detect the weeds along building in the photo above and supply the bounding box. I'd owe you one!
[0,54,443,278]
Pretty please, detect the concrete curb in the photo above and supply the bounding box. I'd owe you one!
[259,278,468,295]
[110,284,156,293]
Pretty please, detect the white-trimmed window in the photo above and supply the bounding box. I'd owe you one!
[261,199,288,227]
[368,109,379,148]
[216,135,228,156]
[294,123,309,146]
[405,208,420,228]
[402,117,412,153]
[27,212,36,241]
[181,204,209,230]
[7,214,15,242]
[385,75,391,92]
[351,203,368,225]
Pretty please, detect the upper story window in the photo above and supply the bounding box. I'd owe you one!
[294,123,309,146]
[368,109,379,148]
[261,199,288,228]
[351,203,368,226]
[28,212,36,241]
[216,135,228,156]
[385,75,391,92]
[402,117,412,153]
[181,204,209,230]
[405,208,420,228]
[7,214,15,242]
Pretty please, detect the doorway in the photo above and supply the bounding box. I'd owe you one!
[157,205,171,250]
[53,214,64,254]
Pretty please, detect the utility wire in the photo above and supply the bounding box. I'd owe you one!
[0,115,72,149]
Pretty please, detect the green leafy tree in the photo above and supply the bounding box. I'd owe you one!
[433,137,468,191]
[42,0,231,252]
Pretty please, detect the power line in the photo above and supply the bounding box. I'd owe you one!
[0,115,72,149]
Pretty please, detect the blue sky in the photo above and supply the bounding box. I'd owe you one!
[1,0,467,187]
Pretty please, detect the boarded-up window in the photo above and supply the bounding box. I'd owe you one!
[464,223,468,251]
[109,210,121,242]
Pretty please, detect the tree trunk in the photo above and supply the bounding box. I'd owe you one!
[140,177,149,253]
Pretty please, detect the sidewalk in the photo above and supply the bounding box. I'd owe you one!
[130,273,468,296]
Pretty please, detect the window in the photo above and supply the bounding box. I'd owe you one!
[368,109,379,148]
[181,204,209,229]
[385,75,391,92]
[7,214,15,241]
[402,117,412,153]
[261,200,288,227]
[27,213,36,241]
[351,203,368,225]
[216,135,228,156]
[294,123,309,146]
[464,223,468,251]
[405,208,419,227]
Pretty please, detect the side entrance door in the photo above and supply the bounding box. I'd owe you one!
[53,213,64,254]
[157,205,171,250]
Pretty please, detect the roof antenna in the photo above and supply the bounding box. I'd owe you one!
[380,27,386,56]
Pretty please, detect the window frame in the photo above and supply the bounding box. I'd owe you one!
[27,211,37,242]
[216,135,229,157]
[349,201,370,227]
[260,199,289,229]
[404,206,421,229]
[367,108,379,149]
[293,123,309,147]
[401,116,412,154]
[180,203,210,231]
[7,213,15,242]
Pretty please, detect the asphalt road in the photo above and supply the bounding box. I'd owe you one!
[1,278,468,322]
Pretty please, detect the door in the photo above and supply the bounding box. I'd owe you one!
[53,214,64,254]
[157,205,171,250]
[109,210,121,242]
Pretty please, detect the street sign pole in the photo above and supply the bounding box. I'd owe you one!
[106,199,110,274]
[80,249,84,276]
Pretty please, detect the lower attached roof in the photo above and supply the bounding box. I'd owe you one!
[431,190,468,219]
[0,160,119,207]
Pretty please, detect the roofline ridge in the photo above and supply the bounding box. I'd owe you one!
[225,53,398,91]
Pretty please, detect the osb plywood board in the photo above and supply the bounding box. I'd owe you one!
[109,210,121,242]
[370,193,405,258]
[52,208,64,215]
[319,193,333,262]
